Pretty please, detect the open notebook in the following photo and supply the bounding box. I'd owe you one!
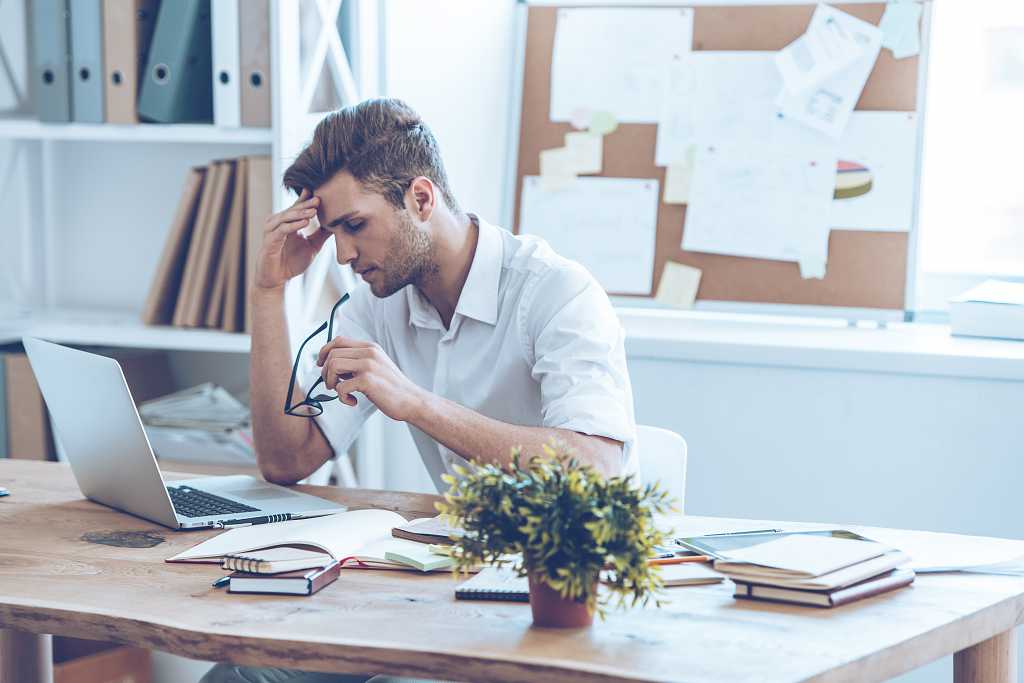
[166,509,456,572]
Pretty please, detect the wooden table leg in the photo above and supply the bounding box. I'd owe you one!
[0,629,53,683]
[955,629,1018,683]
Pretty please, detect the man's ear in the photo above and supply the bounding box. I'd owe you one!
[406,176,436,222]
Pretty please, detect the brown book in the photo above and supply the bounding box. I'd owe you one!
[3,353,55,460]
[239,0,272,128]
[220,157,249,332]
[173,162,223,326]
[244,156,272,332]
[732,568,915,608]
[142,167,207,325]
[391,516,462,546]
[102,0,159,124]
[227,560,341,596]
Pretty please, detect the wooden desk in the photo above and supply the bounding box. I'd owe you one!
[1,460,1022,683]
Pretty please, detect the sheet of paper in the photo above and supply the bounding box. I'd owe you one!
[776,8,883,139]
[655,261,701,309]
[564,131,603,174]
[683,142,837,265]
[655,55,697,166]
[830,111,917,232]
[539,146,577,191]
[550,7,693,123]
[775,4,865,95]
[663,155,693,204]
[689,52,813,149]
[879,1,922,59]
[520,176,659,294]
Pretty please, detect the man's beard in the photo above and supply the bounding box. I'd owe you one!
[370,210,436,298]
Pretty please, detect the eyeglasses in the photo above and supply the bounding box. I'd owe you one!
[284,293,350,417]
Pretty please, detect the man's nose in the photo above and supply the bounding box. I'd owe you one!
[334,234,357,266]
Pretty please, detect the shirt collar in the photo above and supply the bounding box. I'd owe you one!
[406,214,503,329]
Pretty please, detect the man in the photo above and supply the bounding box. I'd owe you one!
[201,98,636,683]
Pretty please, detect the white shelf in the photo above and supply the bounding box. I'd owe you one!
[6,309,250,353]
[0,119,273,145]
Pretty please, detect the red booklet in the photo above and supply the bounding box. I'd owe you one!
[227,560,341,595]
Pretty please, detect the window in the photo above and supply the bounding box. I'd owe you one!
[917,1,1024,310]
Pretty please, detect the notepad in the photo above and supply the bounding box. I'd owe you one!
[455,567,529,602]
[714,535,888,579]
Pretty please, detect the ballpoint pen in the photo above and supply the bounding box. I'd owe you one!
[212,575,231,588]
[702,528,783,537]
[649,555,711,566]
[215,513,299,528]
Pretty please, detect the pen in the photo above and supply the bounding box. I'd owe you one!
[701,528,783,537]
[649,555,711,566]
[0,487,9,497]
[216,513,297,528]
[212,575,231,588]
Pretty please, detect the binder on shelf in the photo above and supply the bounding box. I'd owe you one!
[238,0,271,128]
[220,156,248,332]
[173,161,223,326]
[244,156,272,331]
[31,0,72,122]
[181,160,236,327]
[138,0,213,123]
[142,167,207,325]
[211,0,241,128]
[69,0,105,123]
[102,0,159,124]
[204,158,245,330]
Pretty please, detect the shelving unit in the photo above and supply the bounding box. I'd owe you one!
[0,119,273,144]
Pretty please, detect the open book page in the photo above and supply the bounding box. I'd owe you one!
[166,509,408,562]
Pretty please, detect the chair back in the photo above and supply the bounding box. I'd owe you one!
[636,425,688,514]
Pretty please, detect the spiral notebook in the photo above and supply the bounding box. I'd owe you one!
[455,567,529,602]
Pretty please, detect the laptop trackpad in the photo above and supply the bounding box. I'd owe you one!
[223,485,301,501]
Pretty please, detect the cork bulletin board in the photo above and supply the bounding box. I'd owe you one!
[511,2,931,313]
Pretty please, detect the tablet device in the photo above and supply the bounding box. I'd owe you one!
[675,529,879,560]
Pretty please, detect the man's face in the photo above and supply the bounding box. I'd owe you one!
[315,171,433,298]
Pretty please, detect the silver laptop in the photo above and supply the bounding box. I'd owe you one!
[23,337,345,529]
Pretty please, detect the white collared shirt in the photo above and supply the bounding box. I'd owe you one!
[311,216,637,492]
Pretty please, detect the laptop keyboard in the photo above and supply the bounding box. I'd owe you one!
[167,485,260,518]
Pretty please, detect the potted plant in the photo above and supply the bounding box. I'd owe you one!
[437,442,674,628]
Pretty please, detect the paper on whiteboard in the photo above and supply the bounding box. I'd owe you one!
[550,7,693,123]
[830,111,917,232]
[655,54,697,166]
[776,4,865,95]
[683,143,837,266]
[776,7,883,139]
[879,1,922,59]
[520,176,659,294]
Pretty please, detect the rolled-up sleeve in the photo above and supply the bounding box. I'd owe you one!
[525,264,637,472]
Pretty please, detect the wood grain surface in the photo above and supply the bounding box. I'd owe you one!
[1,460,1022,683]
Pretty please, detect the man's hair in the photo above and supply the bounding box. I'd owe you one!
[282,98,459,213]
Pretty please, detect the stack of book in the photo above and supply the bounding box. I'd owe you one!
[142,156,270,332]
[714,534,914,608]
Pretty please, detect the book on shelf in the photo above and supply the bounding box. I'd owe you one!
[144,156,270,332]
[228,560,342,596]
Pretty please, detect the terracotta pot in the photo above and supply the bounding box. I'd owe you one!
[528,573,594,628]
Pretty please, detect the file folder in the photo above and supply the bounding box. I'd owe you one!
[138,0,213,123]
[70,0,105,123]
[211,0,241,127]
[239,0,271,128]
[31,0,72,122]
[102,0,159,124]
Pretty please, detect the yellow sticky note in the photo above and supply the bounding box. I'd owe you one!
[564,131,603,175]
[539,147,577,191]
[663,145,695,204]
[589,110,618,136]
[655,261,702,309]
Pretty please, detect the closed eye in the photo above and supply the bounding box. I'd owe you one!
[342,220,364,233]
